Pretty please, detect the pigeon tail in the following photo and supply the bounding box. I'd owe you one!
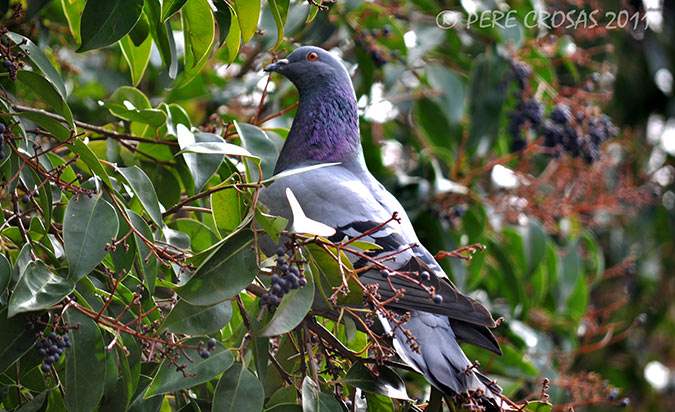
[388,311,508,411]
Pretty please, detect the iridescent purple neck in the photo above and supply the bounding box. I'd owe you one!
[273,79,361,174]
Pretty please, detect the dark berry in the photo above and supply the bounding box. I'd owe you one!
[276,256,285,265]
[55,347,63,356]
[433,295,443,304]
[619,398,629,408]
[261,293,270,303]
[275,247,285,256]
[37,348,46,357]
[290,280,300,289]
[420,271,430,281]
[270,274,280,284]
[0,150,6,160]
[64,340,72,348]
[281,280,291,293]
[271,283,282,294]
[510,138,526,152]
[57,339,66,348]
[48,332,57,342]
[279,264,288,273]
[381,25,391,36]
[49,345,58,354]
[381,269,390,278]
[208,338,217,348]
[370,49,387,67]
[289,265,300,275]
[2,60,11,69]
[62,334,69,342]
[199,350,210,359]
[0,123,5,134]
[21,195,30,204]
[45,355,55,364]
[41,363,51,372]
[608,388,618,400]
[35,341,45,350]
[452,206,466,218]
[268,294,279,305]
[25,322,35,332]
[53,353,60,362]
[298,278,307,287]
[511,61,531,88]
[550,104,572,125]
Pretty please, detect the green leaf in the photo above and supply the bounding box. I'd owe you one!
[0,248,11,296]
[63,308,106,411]
[213,0,231,47]
[566,272,589,319]
[119,29,152,86]
[118,166,163,226]
[78,0,144,52]
[232,0,260,44]
[61,0,86,44]
[234,121,278,181]
[220,2,240,64]
[7,32,68,99]
[524,401,553,412]
[557,241,581,311]
[521,219,547,275]
[301,376,342,412]
[467,52,509,156]
[161,299,232,335]
[16,391,47,412]
[426,65,466,125]
[128,209,158,293]
[342,362,409,400]
[8,260,75,317]
[160,0,188,22]
[268,0,289,49]
[212,363,264,412]
[0,307,37,372]
[64,193,119,281]
[176,229,257,305]
[179,0,215,85]
[145,338,233,397]
[255,267,314,337]
[17,70,73,127]
[71,138,112,187]
[106,86,167,127]
[305,2,321,23]
[145,0,178,78]
[172,218,219,253]
[177,141,256,158]
[212,187,246,236]
[176,127,228,191]
[17,111,71,142]
[265,405,303,412]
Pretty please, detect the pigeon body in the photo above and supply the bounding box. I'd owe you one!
[261,46,505,408]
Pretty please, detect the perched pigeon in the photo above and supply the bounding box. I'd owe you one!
[261,46,506,409]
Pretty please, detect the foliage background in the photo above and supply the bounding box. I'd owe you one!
[0,0,673,412]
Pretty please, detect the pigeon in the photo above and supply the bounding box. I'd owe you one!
[261,46,507,409]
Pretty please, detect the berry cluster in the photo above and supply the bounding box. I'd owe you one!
[261,247,307,306]
[508,98,544,152]
[198,337,217,359]
[35,331,71,373]
[542,104,619,163]
[354,25,396,67]
[0,34,27,82]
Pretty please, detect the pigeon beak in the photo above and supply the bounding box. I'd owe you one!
[264,58,289,73]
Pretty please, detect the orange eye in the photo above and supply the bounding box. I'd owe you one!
[307,52,319,61]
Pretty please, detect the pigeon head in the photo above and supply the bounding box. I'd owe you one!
[265,46,362,174]
[264,46,353,93]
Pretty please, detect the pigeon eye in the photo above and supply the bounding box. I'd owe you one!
[307,52,319,61]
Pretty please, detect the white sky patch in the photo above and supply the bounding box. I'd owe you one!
[652,165,674,187]
[660,118,675,155]
[647,114,664,145]
[491,164,519,189]
[644,360,670,391]
[460,0,480,14]
[403,31,417,49]
[655,68,673,95]
[256,76,275,93]
[363,82,399,124]
[510,320,538,348]
[380,139,403,169]
[643,0,663,33]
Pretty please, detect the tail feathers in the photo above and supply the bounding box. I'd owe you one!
[385,311,508,410]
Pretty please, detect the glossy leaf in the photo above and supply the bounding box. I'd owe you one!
[8,260,75,317]
[176,126,227,191]
[118,166,163,226]
[63,308,107,411]
[255,266,314,337]
[145,338,233,397]
[0,249,10,295]
[427,65,466,125]
[106,86,167,127]
[525,401,553,412]
[119,29,152,86]
[268,0,289,49]
[17,111,71,142]
[160,0,187,22]
[61,0,86,44]
[212,187,246,235]
[144,0,177,78]
[521,219,547,275]
[232,0,260,44]
[7,32,67,98]
[179,0,215,85]
[78,0,144,52]
[161,299,232,335]
[212,363,264,412]
[71,138,113,186]
[213,0,231,47]
[220,1,240,64]
[0,307,37,372]
[234,121,278,181]
[17,70,73,127]
[301,376,342,412]
[176,229,257,305]
[342,362,409,400]
[64,193,119,281]
[128,210,158,293]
